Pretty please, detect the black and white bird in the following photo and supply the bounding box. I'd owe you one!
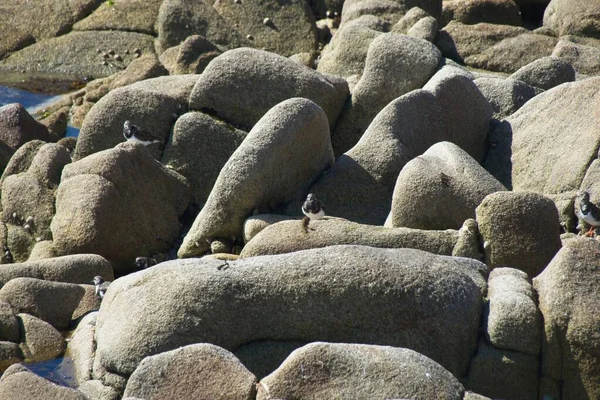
[92,276,111,299]
[123,120,161,146]
[577,191,600,236]
[301,193,325,232]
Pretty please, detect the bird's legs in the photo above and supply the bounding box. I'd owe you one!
[302,216,310,233]
[584,226,597,237]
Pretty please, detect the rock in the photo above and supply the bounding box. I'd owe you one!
[475,191,562,277]
[534,238,600,399]
[486,269,541,354]
[407,15,438,42]
[188,48,349,130]
[543,0,600,37]
[0,0,100,59]
[0,104,56,150]
[0,140,45,184]
[552,38,600,76]
[95,246,485,377]
[0,31,155,78]
[466,339,539,400]
[309,68,492,224]
[73,0,163,35]
[17,313,65,363]
[39,107,68,139]
[213,0,318,56]
[27,240,58,261]
[71,285,102,320]
[161,111,247,205]
[78,380,120,400]
[243,214,298,243]
[159,35,221,75]
[484,77,600,222]
[52,142,192,271]
[0,341,23,371]
[155,0,248,53]
[341,0,442,26]
[66,312,97,384]
[240,218,460,257]
[0,302,19,342]
[73,86,182,161]
[331,33,441,155]
[108,54,169,91]
[234,341,306,380]
[437,22,556,73]
[1,143,71,260]
[0,254,114,289]
[509,56,575,90]
[0,278,85,330]
[386,142,506,230]
[487,267,533,299]
[257,343,464,399]
[452,219,484,261]
[123,344,257,399]
[126,74,199,106]
[441,0,523,27]
[317,15,385,78]
[474,77,540,119]
[0,363,87,400]
[178,98,334,257]
[391,6,432,33]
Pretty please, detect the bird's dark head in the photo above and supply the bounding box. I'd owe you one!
[92,276,104,285]
[579,191,591,203]
[123,120,139,139]
[306,193,317,202]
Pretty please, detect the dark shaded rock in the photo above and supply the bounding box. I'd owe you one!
[0,302,19,342]
[0,341,23,371]
[161,111,247,205]
[0,104,56,150]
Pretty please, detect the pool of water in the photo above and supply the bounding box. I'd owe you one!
[0,85,80,138]
[23,356,78,388]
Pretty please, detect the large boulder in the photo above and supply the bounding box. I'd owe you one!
[0,0,101,59]
[123,344,256,400]
[316,15,385,78]
[475,191,562,277]
[552,37,600,76]
[0,31,155,78]
[240,218,462,257]
[155,0,248,53]
[95,246,485,378]
[188,48,349,131]
[213,0,318,57]
[161,111,247,205]
[341,0,442,26]
[309,68,493,224]
[0,364,87,400]
[331,33,441,155]
[484,77,600,225]
[474,77,540,119]
[441,0,523,27]
[386,142,505,230]
[17,313,65,363]
[51,142,192,271]
[72,0,163,35]
[0,254,113,288]
[534,238,600,399]
[73,86,182,161]
[0,278,85,330]
[159,35,221,75]
[509,56,575,90]
[0,302,19,343]
[178,98,334,257]
[258,343,465,399]
[543,0,600,37]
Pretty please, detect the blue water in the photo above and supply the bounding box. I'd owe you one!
[23,356,78,388]
[0,85,80,137]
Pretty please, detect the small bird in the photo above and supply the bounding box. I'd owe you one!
[122,120,161,146]
[92,276,111,299]
[135,256,157,270]
[301,193,325,232]
[576,191,600,236]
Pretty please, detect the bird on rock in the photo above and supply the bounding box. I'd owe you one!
[301,193,325,233]
[123,120,161,146]
[576,190,600,237]
[92,276,111,299]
